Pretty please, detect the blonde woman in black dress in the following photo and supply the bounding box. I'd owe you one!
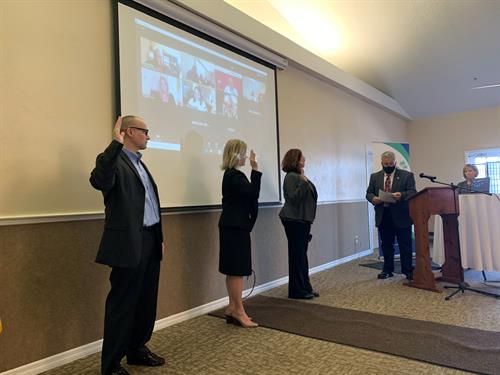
[218,139,261,328]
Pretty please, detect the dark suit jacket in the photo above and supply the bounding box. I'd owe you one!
[279,172,318,223]
[365,168,416,229]
[90,140,163,267]
[218,168,262,232]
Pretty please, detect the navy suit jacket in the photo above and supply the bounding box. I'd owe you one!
[366,168,416,229]
[90,140,163,267]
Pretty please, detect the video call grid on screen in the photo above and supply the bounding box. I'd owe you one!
[116,0,281,208]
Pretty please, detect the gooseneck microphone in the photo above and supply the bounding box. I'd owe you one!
[419,173,437,181]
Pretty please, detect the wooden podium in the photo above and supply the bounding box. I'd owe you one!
[405,187,464,292]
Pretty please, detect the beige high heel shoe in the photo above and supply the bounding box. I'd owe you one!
[224,308,234,324]
[230,313,258,328]
[225,314,235,324]
[225,309,252,324]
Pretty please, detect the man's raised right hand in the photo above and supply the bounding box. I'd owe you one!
[113,116,124,144]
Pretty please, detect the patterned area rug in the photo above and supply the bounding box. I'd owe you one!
[211,295,500,374]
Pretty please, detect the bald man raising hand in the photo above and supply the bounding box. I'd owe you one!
[90,116,165,375]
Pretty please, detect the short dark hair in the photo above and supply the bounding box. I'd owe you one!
[281,149,302,173]
[121,115,142,130]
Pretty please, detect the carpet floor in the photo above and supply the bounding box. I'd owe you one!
[359,258,441,274]
[212,295,500,374]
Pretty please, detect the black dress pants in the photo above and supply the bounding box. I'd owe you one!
[282,220,313,298]
[379,208,413,275]
[101,226,161,375]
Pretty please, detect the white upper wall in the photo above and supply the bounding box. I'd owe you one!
[171,0,410,120]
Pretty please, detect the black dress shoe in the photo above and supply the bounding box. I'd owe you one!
[289,293,314,300]
[109,366,130,375]
[312,291,320,297]
[377,271,394,279]
[127,350,165,367]
[405,271,413,281]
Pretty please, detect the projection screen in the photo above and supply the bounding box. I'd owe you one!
[116,1,281,208]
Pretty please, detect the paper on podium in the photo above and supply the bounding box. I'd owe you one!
[378,189,396,203]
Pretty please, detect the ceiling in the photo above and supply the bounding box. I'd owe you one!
[224,0,500,119]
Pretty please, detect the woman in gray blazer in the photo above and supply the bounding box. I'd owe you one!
[279,149,318,299]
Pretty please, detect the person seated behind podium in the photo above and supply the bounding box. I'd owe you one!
[456,164,479,194]
[218,139,261,328]
[366,151,416,281]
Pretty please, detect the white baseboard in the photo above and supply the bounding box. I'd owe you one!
[1,249,372,375]
[0,341,103,375]
[309,249,373,275]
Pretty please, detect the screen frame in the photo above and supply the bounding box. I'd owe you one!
[113,0,282,212]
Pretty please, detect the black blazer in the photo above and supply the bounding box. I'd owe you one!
[90,140,163,267]
[218,168,262,232]
[365,168,416,229]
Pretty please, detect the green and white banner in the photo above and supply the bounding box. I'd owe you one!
[371,142,411,172]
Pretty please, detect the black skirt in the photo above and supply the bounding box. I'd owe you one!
[219,227,252,276]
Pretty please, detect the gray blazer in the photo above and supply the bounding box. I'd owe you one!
[279,172,318,223]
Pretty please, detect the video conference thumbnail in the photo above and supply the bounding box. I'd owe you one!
[139,37,266,119]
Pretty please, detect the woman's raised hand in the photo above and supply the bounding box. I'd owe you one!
[249,149,258,171]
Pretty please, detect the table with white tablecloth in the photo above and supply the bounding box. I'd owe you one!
[432,194,500,272]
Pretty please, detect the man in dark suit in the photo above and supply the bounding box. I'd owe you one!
[90,116,165,375]
[366,151,416,280]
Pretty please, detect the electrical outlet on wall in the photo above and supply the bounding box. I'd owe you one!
[354,235,360,248]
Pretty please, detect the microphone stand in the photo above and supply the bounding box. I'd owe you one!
[421,176,500,300]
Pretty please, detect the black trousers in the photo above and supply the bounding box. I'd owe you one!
[282,220,313,298]
[101,225,161,375]
[379,208,413,275]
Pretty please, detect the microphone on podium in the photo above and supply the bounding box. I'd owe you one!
[419,173,436,181]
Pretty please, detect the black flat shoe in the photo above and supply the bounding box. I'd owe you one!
[289,293,314,300]
[312,291,320,297]
[127,350,165,367]
[377,271,394,279]
[108,366,130,375]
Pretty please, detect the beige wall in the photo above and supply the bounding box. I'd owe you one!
[0,1,409,372]
[409,106,500,192]
[278,64,408,202]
